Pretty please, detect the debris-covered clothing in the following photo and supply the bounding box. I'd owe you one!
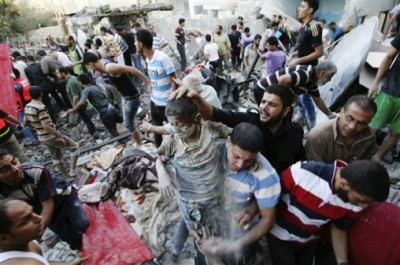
[158,121,230,202]
[212,107,305,174]
[305,117,376,163]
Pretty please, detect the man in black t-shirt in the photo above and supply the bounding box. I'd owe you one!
[289,0,324,129]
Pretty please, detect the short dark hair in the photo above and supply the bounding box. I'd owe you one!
[114,25,124,32]
[237,16,243,20]
[136,29,153,49]
[131,22,141,28]
[95,38,102,47]
[278,15,283,20]
[179,18,185,24]
[205,34,211,42]
[26,55,35,62]
[29,86,42,99]
[238,21,244,27]
[341,160,390,202]
[304,0,319,13]
[83,52,100,65]
[271,21,279,28]
[0,149,9,160]
[11,51,21,58]
[231,24,237,30]
[264,84,295,108]
[0,199,12,235]
[217,25,223,30]
[320,19,326,24]
[344,95,377,115]
[57,66,69,74]
[100,26,108,33]
[254,34,262,41]
[77,74,92,85]
[17,56,26,62]
[266,36,279,46]
[328,21,336,27]
[36,50,47,57]
[244,27,250,33]
[165,96,199,120]
[230,123,264,153]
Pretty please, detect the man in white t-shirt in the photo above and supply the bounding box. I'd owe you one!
[136,29,177,147]
[320,19,330,46]
[203,34,220,73]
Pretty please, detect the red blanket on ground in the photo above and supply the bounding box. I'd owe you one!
[82,200,154,265]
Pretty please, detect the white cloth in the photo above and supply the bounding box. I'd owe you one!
[13,61,28,79]
[203,43,219,62]
[0,251,50,265]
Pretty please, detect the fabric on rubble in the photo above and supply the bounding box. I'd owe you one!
[102,149,158,199]
[82,200,154,265]
[78,182,111,203]
[139,193,181,257]
[95,146,124,169]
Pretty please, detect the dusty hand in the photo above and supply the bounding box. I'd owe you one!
[158,173,176,199]
[169,86,199,100]
[202,237,241,257]
[146,83,152,94]
[368,84,379,98]
[234,210,253,230]
[140,121,152,132]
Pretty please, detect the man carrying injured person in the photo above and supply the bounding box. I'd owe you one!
[156,97,280,264]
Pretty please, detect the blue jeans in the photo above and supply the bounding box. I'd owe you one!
[299,94,316,129]
[18,111,37,142]
[77,107,96,135]
[122,97,140,132]
[98,105,123,137]
[131,53,145,74]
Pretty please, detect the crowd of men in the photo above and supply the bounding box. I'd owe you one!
[1,0,400,264]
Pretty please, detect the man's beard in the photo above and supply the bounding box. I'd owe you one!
[336,187,350,202]
[260,111,285,128]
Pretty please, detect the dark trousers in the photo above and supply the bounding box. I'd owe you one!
[123,51,132,66]
[231,47,242,69]
[150,102,167,147]
[209,60,219,74]
[77,107,96,135]
[41,83,65,122]
[50,190,90,250]
[268,235,317,265]
[55,80,72,109]
[177,43,187,71]
[99,105,123,137]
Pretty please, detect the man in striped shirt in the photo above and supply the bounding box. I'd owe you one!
[202,123,281,265]
[24,86,79,179]
[136,29,177,147]
[255,60,337,119]
[269,160,390,265]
